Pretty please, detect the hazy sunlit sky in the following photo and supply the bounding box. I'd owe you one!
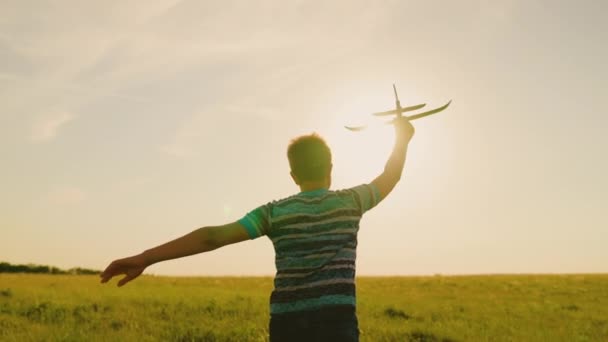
[1,1,606,276]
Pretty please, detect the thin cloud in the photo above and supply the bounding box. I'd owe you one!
[159,102,282,159]
[160,143,196,158]
[223,105,280,122]
[30,111,75,143]
[30,112,75,143]
[45,186,87,205]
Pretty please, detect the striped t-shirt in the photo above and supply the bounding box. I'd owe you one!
[238,184,382,315]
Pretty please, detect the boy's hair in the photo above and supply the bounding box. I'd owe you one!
[287,133,332,182]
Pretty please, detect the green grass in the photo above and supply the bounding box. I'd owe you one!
[1,274,607,341]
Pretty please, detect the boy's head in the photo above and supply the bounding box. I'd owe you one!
[287,133,332,187]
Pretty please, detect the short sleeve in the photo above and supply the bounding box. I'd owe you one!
[238,204,272,239]
[349,184,382,215]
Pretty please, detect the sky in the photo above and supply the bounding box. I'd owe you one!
[1,0,607,276]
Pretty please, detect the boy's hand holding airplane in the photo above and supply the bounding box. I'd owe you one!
[394,117,415,143]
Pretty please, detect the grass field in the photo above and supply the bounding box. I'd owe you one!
[1,274,607,341]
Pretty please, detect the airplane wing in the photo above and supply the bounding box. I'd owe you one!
[372,109,400,116]
[372,103,426,116]
[345,125,367,131]
[406,100,451,121]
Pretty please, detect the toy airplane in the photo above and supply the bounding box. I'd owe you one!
[345,84,451,131]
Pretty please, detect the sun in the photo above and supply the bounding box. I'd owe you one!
[316,84,438,189]
[321,95,397,187]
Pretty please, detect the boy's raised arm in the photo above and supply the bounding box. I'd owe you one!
[100,222,250,286]
[371,118,415,200]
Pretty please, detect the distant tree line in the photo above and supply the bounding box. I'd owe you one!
[0,262,100,275]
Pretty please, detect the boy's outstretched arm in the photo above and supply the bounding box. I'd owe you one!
[371,117,415,200]
[100,222,250,286]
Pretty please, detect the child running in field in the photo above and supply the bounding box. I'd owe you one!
[100,117,415,341]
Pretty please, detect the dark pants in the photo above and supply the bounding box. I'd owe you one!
[269,306,359,342]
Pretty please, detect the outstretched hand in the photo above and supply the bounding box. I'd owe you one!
[394,117,415,143]
[100,254,148,287]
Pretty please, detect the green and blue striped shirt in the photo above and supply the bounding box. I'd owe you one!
[238,184,381,315]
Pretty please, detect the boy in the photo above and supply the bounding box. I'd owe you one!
[100,117,415,341]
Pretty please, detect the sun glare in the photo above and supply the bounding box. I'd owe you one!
[320,85,439,188]
[322,93,398,186]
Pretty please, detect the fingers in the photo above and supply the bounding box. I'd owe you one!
[117,271,141,287]
[100,260,125,284]
[100,262,119,284]
[100,272,116,284]
[393,117,413,130]
[99,256,145,287]
[393,118,415,140]
[396,116,414,127]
